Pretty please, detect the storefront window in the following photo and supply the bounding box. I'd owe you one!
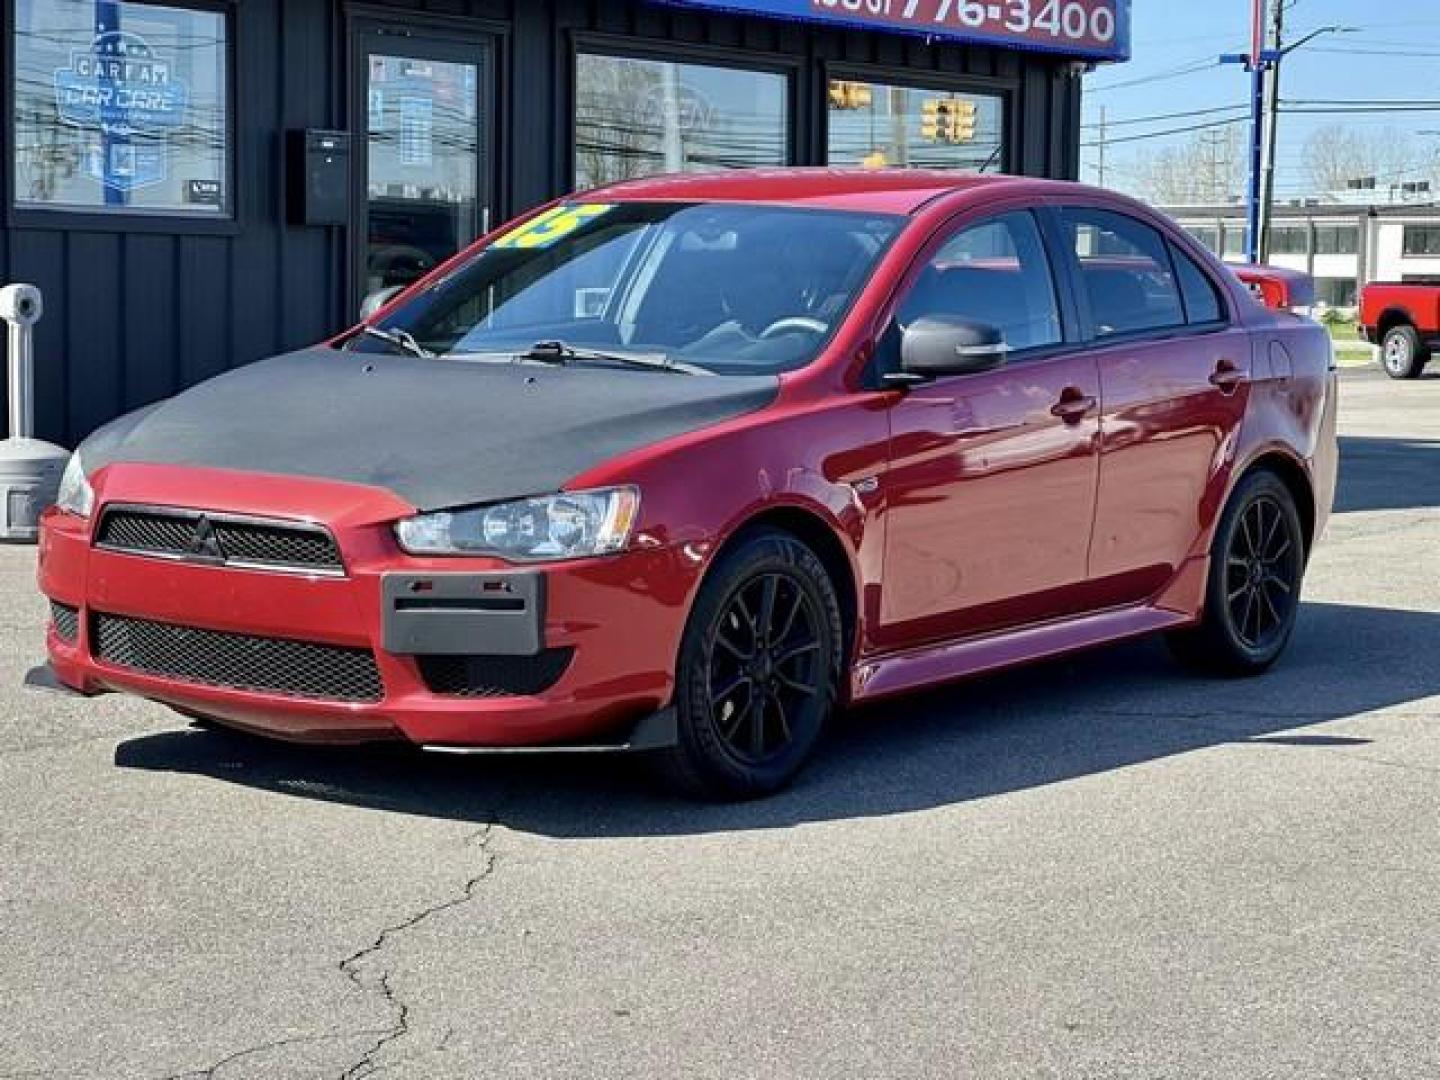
[575,54,789,188]
[12,0,229,215]
[826,79,1004,172]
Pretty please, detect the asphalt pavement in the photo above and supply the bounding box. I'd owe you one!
[2,363,1438,1079]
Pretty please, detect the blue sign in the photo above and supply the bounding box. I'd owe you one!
[650,0,1131,63]
[54,29,190,192]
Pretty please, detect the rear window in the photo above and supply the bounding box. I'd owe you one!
[1170,242,1226,325]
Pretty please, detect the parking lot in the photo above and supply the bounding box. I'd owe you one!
[2,363,1437,1080]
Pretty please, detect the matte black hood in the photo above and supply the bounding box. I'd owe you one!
[81,348,779,511]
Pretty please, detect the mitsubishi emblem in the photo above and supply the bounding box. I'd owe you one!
[185,515,224,561]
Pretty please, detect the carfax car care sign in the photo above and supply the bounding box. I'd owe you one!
[657,0,1130,62]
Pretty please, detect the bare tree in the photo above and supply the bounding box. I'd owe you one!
[1135,126,1246,206]
[1304,124,1417,195]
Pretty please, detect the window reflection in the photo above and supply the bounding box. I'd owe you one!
[827,79,1004,172]
[13,0,229,214]
[575,54,789,188]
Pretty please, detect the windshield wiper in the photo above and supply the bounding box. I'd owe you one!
[519,340,708,376]
[358,324,433,359]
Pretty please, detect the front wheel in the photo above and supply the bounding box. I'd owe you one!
[652,529,842,800]
[1167,471,1306,677]
[1381,324,1428,380]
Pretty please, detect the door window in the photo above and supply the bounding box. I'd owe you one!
[895,211,1061,355]
[1059,208,1186,338]
[364,50,483,295]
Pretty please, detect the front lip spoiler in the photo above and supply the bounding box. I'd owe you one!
[24,663,94,698]
[23,661,678,753]
[421,706,678,756]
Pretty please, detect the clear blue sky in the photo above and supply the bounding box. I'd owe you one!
[1080,0,1440,197]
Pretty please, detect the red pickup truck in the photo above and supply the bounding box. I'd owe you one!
[1359,281,1440,379]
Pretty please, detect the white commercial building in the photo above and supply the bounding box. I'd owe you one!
[1163,202,1440,313]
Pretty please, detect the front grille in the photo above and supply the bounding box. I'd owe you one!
[93,613,383,702]
[417,649,574,698]
[97,508,343,574]
[50,601,79,643]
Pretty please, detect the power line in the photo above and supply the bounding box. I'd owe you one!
[1081,103,1248,130]
[1079,115,1249,149]
[1085,56,1221,95]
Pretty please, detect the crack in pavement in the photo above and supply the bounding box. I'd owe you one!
[158,1030,390,1080]
[334,824,499,1080]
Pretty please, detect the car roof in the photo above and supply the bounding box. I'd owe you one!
[585,168,1085,215]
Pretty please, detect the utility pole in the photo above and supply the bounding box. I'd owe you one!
[1257,0,1286,262]
[1221,14,1353,265]
[1097,106,1107,187]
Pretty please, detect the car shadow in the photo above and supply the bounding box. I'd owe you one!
[113,599,1440,837]
[1335,436,1440,513]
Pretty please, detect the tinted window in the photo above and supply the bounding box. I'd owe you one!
[1403,226,1440,257]
[1060,208,1185,338]
[1270,227,1309,255]
[896,211,1061,354]
[1315,225,1357,255]
[1170,243,1225,325]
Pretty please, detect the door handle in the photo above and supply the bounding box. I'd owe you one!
[1051,388,1097,424]
[1210,360,1245,394]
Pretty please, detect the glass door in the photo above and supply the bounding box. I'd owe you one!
[354,26,492,308]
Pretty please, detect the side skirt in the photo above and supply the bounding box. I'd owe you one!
[850,605,1195,705]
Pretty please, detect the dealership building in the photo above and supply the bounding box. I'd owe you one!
[1,0,1128,446]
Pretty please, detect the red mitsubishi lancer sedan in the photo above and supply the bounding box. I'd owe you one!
[33,171,1338,799]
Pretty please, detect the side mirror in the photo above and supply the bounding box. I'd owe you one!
[888,316,1008,385]
[359,285,406,322]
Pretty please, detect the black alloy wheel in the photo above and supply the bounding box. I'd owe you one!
[707,571,825,766]
[1168,470,1306,677]
[1224,493,1300,653]
[655,529,842,800]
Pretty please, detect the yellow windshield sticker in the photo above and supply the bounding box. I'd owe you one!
[491,203,616,250]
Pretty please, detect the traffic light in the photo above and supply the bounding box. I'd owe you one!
[921,98,954,142]
[922,97,979,144]
[951,98,978,143]
[828,80,873,111]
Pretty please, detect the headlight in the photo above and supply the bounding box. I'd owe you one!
[395,487,640,560]
[55,452,94,519]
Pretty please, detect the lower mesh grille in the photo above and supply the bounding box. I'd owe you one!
[417,649,573,698]
[50,602,79,643]
[92,613,383,702]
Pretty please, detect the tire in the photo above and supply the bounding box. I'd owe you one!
[651,528,843,801]
[1167,470,1306,678]
[1380,324,1428,380]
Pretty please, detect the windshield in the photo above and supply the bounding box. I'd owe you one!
[355,201,903,375]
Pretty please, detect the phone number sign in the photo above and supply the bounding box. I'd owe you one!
[658,0,1130,61]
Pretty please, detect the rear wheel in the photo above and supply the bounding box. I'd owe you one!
[1167,470,1306,677]
[653,528,842,800]
[1381,324,1428,379]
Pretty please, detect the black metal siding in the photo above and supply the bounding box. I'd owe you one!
[1,0,1083,447]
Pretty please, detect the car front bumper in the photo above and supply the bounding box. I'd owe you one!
[36,464,700,749]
